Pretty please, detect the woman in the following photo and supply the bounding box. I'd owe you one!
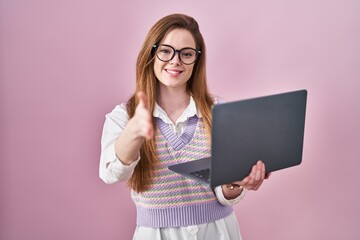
[100,13,269,240]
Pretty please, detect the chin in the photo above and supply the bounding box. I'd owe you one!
[159,78,185,87]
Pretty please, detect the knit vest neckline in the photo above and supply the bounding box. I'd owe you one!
[155,116,199,151]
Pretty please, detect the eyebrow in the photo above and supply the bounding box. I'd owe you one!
[160,43,197,49]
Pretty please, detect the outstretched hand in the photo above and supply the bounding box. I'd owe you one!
[132,92,154,140]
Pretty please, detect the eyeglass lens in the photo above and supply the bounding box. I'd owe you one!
[156,45,197,65]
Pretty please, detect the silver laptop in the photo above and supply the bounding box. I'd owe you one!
[168,89,307,189]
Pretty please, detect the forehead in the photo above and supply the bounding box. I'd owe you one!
[161,28,196,49]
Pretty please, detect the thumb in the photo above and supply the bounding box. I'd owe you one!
[137,91,148,109]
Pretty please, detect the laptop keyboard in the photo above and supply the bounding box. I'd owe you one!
[190,168,210,182]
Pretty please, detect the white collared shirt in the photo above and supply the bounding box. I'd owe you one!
[99,96,247,239]
[153,96,200,136]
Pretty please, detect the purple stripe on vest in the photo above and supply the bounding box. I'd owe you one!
[156,116,199,151]
[136,201,233,227]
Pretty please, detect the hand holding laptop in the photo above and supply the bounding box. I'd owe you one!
[222,160,271,199]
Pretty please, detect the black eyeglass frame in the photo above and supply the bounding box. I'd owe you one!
[153,44,201,65]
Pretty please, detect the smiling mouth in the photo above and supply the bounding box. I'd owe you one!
[165,69,183,75]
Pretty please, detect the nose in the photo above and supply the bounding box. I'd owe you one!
[169,50,181,65]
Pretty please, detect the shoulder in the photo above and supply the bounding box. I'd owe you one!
[105,103,129,125]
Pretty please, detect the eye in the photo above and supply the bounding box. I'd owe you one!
[182,52,193,57]
[160,49,171,54]
[181,50,195,58]
[158,46,173,55]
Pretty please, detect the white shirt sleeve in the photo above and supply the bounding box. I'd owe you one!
[214,186,247,206]
[99,104,140,184]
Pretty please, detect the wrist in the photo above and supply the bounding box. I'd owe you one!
[222,184,244,200]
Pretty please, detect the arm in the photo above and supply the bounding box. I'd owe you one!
[99,104,139,184]
[115,93,153,165]
[99,92,153,184]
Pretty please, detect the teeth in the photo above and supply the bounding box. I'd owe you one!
[166,70,181,74]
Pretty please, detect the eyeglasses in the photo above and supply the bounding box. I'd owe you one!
[153,44,201,65]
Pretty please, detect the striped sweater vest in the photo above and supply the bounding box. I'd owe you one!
[131,116,233,227]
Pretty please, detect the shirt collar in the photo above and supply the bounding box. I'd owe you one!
[153,96,201,125]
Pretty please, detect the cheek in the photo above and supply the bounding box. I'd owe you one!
[153,60,163,78]
[186,65,195,77]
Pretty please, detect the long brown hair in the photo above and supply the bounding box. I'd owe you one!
[127,13,214,193]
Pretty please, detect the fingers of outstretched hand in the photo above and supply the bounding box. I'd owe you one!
[134,114,153,140]
[133,92,153,139]
[137,91,148,109]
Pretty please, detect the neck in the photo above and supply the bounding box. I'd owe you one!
[157,87,190,123]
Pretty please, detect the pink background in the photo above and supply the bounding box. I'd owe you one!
[1,0,359,239]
